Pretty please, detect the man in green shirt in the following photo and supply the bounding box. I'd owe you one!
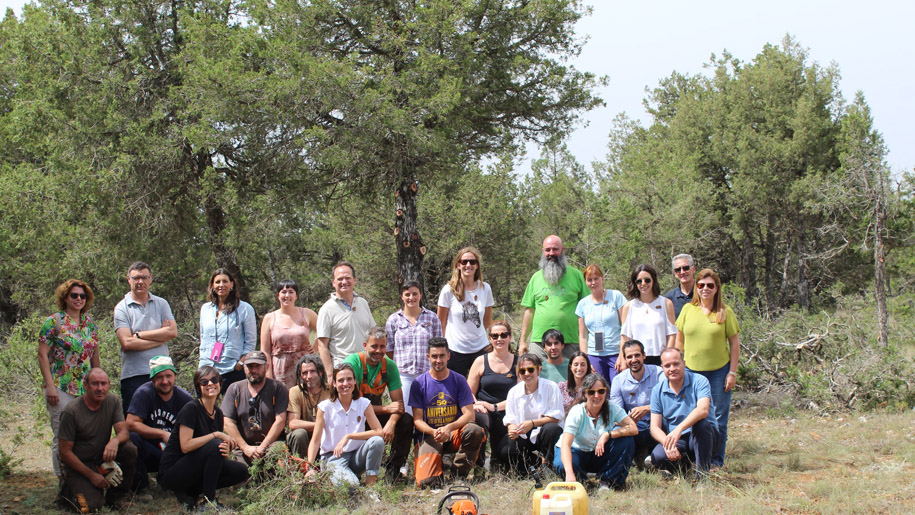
[342,327,412,483]
[519,235,588,361]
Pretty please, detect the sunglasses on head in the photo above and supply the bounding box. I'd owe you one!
[673,266,691,273]
[587,388,607,396]
[459,259,478,266]
[697,282,716,290]
[518,366,537,375]
[635,278,652,285]
[198,377,219,386]
[489,332,510,340]
[69,292,87,300]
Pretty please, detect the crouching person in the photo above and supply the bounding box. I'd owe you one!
[58,368,137,513]
[553,373,637,491]
[157,367,250,511]
[287,355,331,459]
[305,363,384,486]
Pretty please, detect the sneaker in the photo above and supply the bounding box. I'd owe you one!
[643,455,656,470]
[598,481,611,493]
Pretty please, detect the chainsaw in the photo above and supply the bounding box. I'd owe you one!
[437,485,481,515]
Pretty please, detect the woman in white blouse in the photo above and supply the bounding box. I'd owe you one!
[306,363,383,486]
[620,264,676,366]
[500,354,564,475]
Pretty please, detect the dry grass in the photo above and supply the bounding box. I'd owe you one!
[2,396,913,514]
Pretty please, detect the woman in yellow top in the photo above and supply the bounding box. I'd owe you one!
[674,268,739,469]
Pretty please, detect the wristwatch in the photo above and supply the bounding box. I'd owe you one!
[134,331,140,339]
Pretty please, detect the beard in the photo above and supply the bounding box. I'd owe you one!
[248,373,265,385]
[539,253,568,286]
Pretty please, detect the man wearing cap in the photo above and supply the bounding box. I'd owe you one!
[125,356,194,493]
[114,262,178,416]
[222,351,289,464]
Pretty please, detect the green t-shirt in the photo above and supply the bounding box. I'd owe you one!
[541,358,569,383]
[343,353,403,393]
[675,303,740,371]
[520,267,588,343]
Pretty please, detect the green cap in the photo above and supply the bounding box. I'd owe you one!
[149,355,177,378]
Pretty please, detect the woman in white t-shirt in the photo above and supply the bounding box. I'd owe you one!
[620,264,676,367]
[437,247,494,378]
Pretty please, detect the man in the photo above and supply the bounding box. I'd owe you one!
[342,327,414,482]
[125,356,193,493]
[113,262,178,415]
[539,329,569,383]
[648,348,720,479]
[610,340,663,463]
[222,351,289,464]
[316,261,375,378]
[410,338,484,488]
[286,355,331,459]
[58,368,137,513]
[518,235,588,361]
[663,254,696,319]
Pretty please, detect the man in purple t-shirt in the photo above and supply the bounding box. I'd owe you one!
[409,338,484,488]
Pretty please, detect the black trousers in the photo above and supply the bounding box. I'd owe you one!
[499,422,563,475]
[376,412,414,479]
[158,439,249,502]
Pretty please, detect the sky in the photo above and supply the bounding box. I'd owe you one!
[3,0,912,175]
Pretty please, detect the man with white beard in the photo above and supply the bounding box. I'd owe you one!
[518,235,589,362]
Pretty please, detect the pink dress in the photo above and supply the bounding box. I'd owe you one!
[269,310,313,389]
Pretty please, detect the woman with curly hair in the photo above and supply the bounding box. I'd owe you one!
[437,247,494,378]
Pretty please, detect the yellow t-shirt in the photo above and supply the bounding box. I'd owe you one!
[676,303,739,371]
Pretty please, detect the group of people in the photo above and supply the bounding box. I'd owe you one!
[38,238,740,511]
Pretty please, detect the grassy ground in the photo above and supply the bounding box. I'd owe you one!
[1,392,913,514]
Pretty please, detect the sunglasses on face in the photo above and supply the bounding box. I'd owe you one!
[489,332,510,340]
[518,367,537,375]
[459,259,478,266]
[198,377,219,386]
[586,388,607,396]
[697,283,716,290]
[673,266,691,273]
[69,292,87,300]
[635,278,652,285]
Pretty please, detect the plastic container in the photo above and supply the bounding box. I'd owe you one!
[532,482,588,514]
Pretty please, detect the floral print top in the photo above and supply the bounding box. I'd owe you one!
[38,311,99,396]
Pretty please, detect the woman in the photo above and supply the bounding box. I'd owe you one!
[620,264,676,366]
[37,279,100,479]
[199,268,257,393]
[558,351,593,414]
[554,374,637,491]
[260,280,318,389]
[467,320,518,472]
[437,247,494,378]
[675,268,739,469]
[576,264,627,381]
[385,281,442,403]
[501,354,564,474]
[158,366,250,511]
[306,363,384,486]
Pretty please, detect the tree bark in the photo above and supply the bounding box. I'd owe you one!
[874,171,889,347]
[394,176,426,300]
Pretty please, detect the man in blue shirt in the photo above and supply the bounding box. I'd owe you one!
[662,254,695,320]
[610,340,662,464]
[648,348,720,478]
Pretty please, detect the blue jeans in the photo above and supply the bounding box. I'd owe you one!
[649,416,719,478]
[120,375,151,417]
[587,354,618,384]
[692,363,731,467]
[130,432,163,490]
[552,437,634,488]
[321,436,384,486]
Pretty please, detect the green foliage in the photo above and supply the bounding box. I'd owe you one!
[0,426,25,479]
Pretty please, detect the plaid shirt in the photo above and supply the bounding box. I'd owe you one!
[385,307,442,375]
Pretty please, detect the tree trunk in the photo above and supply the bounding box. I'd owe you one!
[796,230,810,311]
[203,194,249,303]
[394,176,426,300]
[874,172,889,347]
[738,226,758,303]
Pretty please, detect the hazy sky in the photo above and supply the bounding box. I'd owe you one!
[3,0,912,175]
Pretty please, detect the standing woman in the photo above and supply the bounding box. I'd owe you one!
[501,354,564,474]
[576,264,627,381]
[553,374,637,491]
[37,279,100,479]
[385,281,442,403]
[620,264,676,366]
[306,364,385,486]
[466,320,518,472]
[558,351,593,414]
[199,268,257,393]
[675,268,739,468]
[158,366,249,510]
[437,247,494,378]
[260,280,318,389]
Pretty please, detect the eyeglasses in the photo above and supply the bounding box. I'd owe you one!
[586,388,607,396]
[518,367,537,375]
[635,278,652,285]
[198,377,219,386]
[69,292,87,300]
[489,332,510,340]
[697,283,716,290]
[459,259,478,266]
[129,274,151,281]
[673,266,691,273]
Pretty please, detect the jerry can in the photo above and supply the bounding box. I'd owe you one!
[532,481,588,514]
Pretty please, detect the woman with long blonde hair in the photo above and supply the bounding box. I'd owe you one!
[437,247,493,378]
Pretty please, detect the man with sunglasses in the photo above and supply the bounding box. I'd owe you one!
[114,262,178,416]
[222,351,289,464]
[647,348,719,479]
[663,254,696,319]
